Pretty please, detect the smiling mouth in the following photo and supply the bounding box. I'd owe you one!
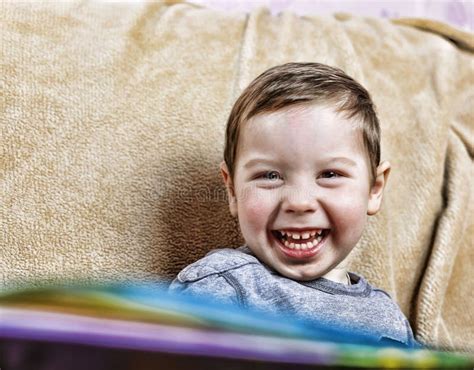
[270,229,329,258]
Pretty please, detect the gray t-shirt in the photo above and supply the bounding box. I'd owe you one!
[169,246,416,347]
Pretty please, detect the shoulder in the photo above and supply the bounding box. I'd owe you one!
[175,246,261,283]
[347,274,406,320]
[351,273,395,301]
[168,246,263,307]
[359,278,417,347]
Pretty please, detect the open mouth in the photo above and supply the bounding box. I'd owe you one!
[270,229,329,258]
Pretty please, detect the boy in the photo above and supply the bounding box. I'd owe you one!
[169,63,416,347]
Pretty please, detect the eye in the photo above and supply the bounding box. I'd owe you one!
[260,171,282,181]
[320,171,340,179]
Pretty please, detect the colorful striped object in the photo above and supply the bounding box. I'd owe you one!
[0,282,472,369]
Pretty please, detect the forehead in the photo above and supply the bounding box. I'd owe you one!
[236,104,365,163]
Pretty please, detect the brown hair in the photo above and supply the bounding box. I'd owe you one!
[224,62,381,182]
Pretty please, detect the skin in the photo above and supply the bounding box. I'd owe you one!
[221,103,391,283]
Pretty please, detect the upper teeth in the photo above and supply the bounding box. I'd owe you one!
[280,230,323,240]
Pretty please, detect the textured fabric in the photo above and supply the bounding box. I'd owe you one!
[1,1,472,351]
[169,246,417,347]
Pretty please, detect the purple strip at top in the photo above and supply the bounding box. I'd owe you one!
[0,307,335,365]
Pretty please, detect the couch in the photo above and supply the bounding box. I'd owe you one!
[1,0,472,351]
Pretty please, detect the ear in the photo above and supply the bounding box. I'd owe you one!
[220,161,238,217]
[367,161,391,216]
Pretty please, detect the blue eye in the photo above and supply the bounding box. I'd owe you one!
[261,171,282,181]
[320,171,340,179]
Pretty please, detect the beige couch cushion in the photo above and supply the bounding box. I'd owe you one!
[1,2,472,351]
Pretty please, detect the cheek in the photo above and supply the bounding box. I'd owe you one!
[237,188,275,229]
[329,193,368,234]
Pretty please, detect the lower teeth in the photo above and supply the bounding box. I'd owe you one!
[282,236,322,250]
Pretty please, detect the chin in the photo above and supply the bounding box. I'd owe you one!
[277,265,323,282]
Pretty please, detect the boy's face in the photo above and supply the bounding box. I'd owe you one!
[221,104,390,282]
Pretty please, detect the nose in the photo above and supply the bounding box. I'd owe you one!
[281,183,318,214]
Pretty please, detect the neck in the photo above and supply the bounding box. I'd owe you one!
[322,268,350,285]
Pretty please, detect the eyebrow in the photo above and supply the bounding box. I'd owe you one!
[243,158,277,169]
[325,157,358,167]
[243,156,357,169]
